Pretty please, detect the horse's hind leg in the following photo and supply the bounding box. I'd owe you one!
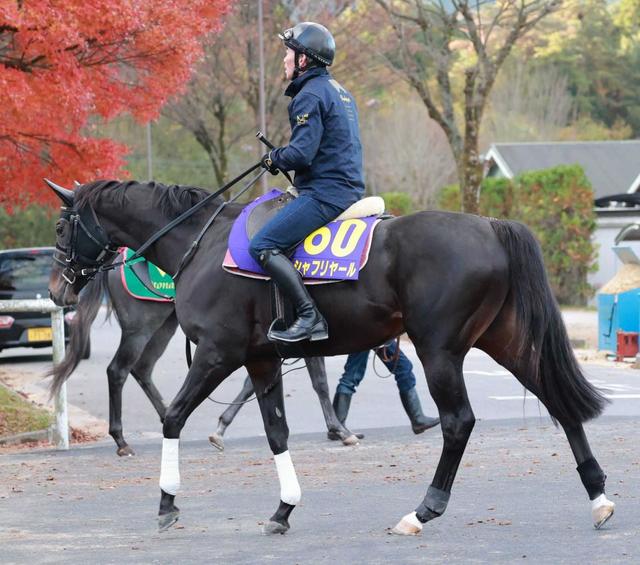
[305,357,359,446]
[564,424,615,528]
[248,359,301,535]
[476,303,614,529]
[392,349,473,535]
[208,374,255,451]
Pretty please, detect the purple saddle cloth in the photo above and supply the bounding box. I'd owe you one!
[222,190,380,283]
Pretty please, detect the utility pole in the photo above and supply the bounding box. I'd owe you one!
[258,0,268,193]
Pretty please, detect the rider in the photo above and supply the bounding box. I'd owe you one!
[249,22,364,343]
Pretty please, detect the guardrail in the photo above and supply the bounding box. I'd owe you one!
[0,299,68,449]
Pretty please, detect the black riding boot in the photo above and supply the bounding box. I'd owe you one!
[399,388,440,434]
[259,249,328,343]
[327,392,364,441]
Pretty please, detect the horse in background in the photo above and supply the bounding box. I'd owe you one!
[53,266,359,455]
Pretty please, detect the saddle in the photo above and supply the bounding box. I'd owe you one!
[223,189,385,283]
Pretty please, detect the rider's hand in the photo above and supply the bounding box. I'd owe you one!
[260,152,279,176]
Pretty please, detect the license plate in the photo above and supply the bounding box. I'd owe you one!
[27,327,52,342]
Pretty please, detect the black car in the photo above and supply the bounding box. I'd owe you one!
[0,247,84,355]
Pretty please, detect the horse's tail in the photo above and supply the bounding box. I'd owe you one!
[48,271,109,399]
[490,219,607,426]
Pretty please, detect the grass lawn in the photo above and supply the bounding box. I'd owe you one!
[0,384,52,438]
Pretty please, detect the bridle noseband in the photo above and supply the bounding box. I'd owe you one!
[54,204,119,285]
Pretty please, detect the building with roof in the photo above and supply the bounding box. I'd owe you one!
[484,141,640,301]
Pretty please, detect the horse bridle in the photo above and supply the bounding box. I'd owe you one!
[53,203,119,285]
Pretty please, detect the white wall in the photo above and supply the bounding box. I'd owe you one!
[589,211,640,304]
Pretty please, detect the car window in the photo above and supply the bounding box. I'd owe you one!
[0,254,52,291]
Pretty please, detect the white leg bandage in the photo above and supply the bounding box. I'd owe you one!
[274,450,301,506]
[591,493,608,511]
[159,438,180,495]
[402,511,423,530]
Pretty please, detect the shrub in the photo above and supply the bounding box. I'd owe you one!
[436,165,596,305]
[380,191,414,216]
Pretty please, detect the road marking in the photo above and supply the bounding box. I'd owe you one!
[465,370,512,376]
[490,394,640,400]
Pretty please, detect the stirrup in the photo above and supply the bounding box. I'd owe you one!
[266,316,328,343]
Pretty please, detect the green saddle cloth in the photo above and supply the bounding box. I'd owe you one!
[121,248,175,301]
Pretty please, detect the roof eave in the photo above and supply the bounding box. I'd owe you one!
[485,145,514,178]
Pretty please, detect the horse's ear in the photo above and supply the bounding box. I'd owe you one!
[44,179,74,207]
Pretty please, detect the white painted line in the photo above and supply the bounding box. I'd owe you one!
[490,394,640,401]
[465,371,512,376]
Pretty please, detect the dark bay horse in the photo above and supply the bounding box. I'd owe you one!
[47,179,614,535]
[55,268,359,455]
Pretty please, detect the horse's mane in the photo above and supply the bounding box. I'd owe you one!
[74,180,225,219]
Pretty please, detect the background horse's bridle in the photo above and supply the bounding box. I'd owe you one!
[53,203,119,285]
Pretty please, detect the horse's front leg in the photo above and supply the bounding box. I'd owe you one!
[248,359,301,535]
[158,344,241,531]
[107,333,152,457]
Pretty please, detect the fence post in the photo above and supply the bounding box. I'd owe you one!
[50,308,69,449]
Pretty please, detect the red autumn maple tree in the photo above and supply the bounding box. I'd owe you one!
[0,0,230,207]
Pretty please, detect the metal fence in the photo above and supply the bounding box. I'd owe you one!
[0,299,68,449]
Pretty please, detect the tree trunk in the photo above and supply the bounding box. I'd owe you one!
[458,151,483,215]
[459,80,483,215]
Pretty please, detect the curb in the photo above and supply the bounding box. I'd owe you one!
[0,425,53,446]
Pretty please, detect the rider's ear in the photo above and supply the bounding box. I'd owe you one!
[44,179,74,207]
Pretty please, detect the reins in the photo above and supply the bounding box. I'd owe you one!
[204,358,308,406]
[80,161,264,281]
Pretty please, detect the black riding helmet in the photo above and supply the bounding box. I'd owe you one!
[279,22,335,77]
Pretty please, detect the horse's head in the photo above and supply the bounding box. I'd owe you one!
[45,179,119,306]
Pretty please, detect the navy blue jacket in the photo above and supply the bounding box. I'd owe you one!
[270,67,364,209]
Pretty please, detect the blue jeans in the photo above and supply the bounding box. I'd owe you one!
[249,194,344,260]
[336,340,416,395]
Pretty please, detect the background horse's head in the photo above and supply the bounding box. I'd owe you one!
[45,179,118,306]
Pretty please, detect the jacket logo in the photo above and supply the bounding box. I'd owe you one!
[296,113,309,125]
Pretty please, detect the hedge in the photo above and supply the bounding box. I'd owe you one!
[438,165,597,305]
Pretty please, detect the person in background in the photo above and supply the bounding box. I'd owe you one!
[328,340,440,440]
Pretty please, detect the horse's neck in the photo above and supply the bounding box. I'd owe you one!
[97,195,237,276]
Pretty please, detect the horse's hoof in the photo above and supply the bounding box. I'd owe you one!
[390,512,422,536]
[261,520,289,535]
[342,434,360,446]
[208,433,225,451]
[158,510,180,532]
[117,445,135,457]
[592,495,615,529]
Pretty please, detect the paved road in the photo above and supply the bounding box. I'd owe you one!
[0,418,638,564]
[1,310,639,562]
[1,309,639,446]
